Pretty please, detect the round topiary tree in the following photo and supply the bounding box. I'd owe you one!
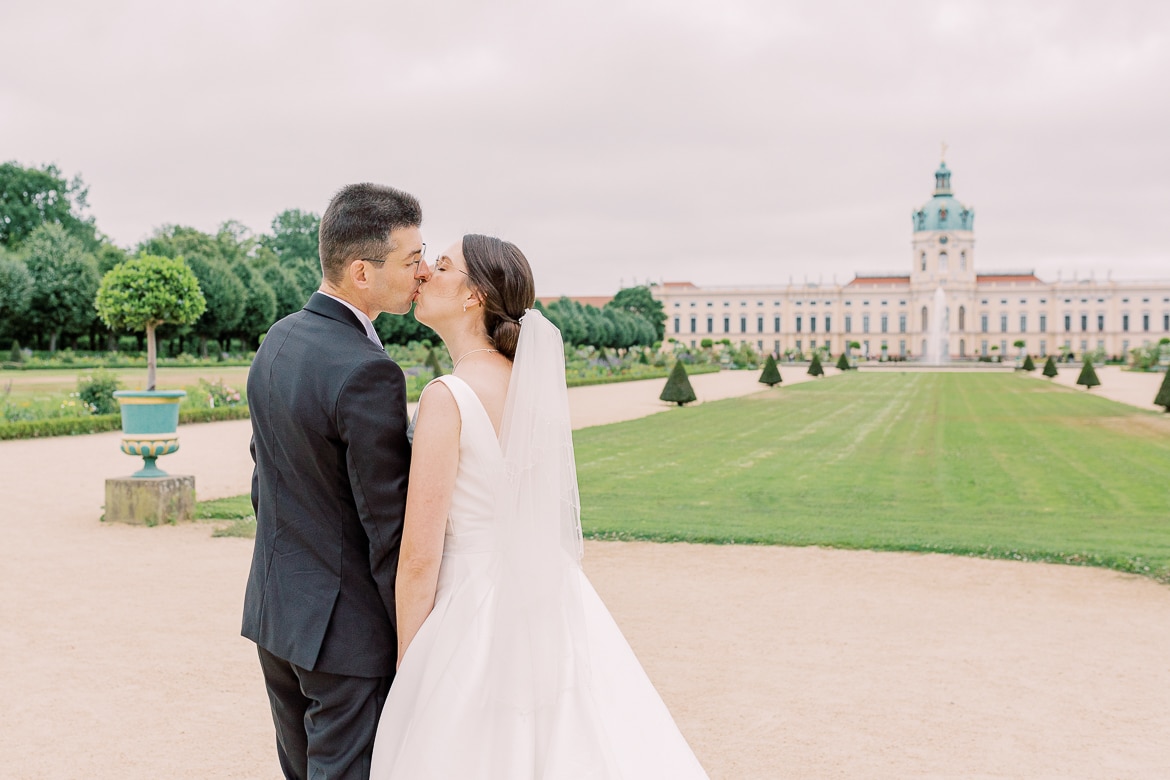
[1021,354,1036,372]
[808,352,824,377]
[660,360,697,406]
[835,352,850,371]
[1076,357,1100,390]
[1042,355,1058,378]
[1154,369,1170,412]
[759,354,782,387]
[95,255,207,391]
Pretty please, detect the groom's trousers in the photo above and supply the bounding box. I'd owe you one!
[258,646,391,780]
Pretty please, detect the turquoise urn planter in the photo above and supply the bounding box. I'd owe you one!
[113,390,186,478]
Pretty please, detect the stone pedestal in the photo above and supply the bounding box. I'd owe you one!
[104,475,196,526]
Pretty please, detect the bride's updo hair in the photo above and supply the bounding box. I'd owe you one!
[462,234,535,361]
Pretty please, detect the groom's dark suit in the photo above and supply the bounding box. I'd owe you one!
[243,292,410,780]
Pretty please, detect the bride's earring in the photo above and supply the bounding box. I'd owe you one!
[463,302,468,312]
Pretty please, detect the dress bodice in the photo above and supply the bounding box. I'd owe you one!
[419,375,505,555]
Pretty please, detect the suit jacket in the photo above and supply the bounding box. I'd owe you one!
[242,292,410,678]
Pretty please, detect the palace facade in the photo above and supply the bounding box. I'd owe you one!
[652,161,1170,360]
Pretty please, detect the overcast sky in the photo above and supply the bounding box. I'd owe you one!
[3,0,1167,295]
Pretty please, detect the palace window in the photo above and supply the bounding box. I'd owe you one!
[920,252,926,271]
[825,316,831,333]
[723,316,730,333]
[1080,315,1088,331]
[958,306,965,330]
[689,317,696,333]
[1000,314,1007,333]
[845,315,852,333]
[1019,315,1027,333]
[939,251,949,272]
[1143,314,1150,332]
[899,314,907,333]
[1122,314,1129,332]
[1064,315,1071,332]
[796,316,802,333]
[1039,314,1047,332]
[1164,314,1169,331]
[881,315,888,333]
[1040,339,1046,356]
[757,316,764,333]
[863,314,871,334]
[707,316,713,333]
[673,317,679,332]
[810,316,817,333]
[921,307,928,331]
[981,314,988,333]
[959,251,966,271]
[1100,314,1107,332]
[740,317,747,333]
[774,316,780,332]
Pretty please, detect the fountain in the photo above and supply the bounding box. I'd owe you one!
[926,287,948,365]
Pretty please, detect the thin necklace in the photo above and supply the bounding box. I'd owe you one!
[453,347,498,371]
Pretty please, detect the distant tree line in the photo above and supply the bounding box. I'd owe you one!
[0,161,661,355]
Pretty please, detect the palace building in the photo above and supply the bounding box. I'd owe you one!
[652,161,1170,360]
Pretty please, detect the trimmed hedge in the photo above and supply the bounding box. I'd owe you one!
[566,364,719,388]
[0,405,251,441]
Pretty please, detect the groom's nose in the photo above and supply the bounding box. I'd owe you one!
[414,258,432,281]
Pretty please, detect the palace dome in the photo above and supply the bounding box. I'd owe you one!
[912,162,974,233]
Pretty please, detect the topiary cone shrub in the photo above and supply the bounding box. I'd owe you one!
[808,353,824,377]
[1155,369,1170,412]
[1042,355,1058,378]
[1076,358,1100,390]
[425,347,445,378]
[835,352,849,371]
[660,360,697,406]
[1021,354,1036,372]
[759,354,782,386]
[8,339,21,363]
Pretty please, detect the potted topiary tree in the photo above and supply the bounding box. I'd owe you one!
[1042,355,1058,379]
[660,360,697,406]
[95,255,206,477]
[1076,357,1100,391]
[807,352,824,377]
[759,354,782,387]
[1013,339,1026,367]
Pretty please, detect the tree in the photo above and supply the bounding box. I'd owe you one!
[95,255,206,390]
[0,251,32,340]
[230,262,277,349]
[1042,355,1058,378]
[1021,354,1036,372]
[24,223,100,351]
[759,354,782,386]
[261,208,320,267]
[1155,370,1170,412]
[184,254,246,356]
[607,286,666,341]
[659,361,696,406]
[808,352,824,377]
[1076,358,1100,390]
[9,339,22,363]
[0,161,97,249]
[835,352,850,371]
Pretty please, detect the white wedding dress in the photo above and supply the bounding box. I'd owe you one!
[370,312,708,779]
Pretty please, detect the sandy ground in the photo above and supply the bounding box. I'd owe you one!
[3,369,1169,778]
[1028,363,1167,413]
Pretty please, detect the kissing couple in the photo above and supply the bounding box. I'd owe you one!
[243,183,709,778]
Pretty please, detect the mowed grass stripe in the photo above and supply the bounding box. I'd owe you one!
[573,372,1170,581]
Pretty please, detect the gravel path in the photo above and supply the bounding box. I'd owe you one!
[2,368,1168,779]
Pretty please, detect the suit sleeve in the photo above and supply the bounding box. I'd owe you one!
[336,357,411,629]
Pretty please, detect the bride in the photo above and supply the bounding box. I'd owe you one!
[370,234,708,778]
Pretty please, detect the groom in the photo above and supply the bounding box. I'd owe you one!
[243,183,424,779]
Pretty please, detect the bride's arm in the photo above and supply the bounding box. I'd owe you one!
[395,383,461,669]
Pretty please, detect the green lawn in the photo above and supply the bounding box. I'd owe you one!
[199,372,1170,581]
[574,372,1170,581]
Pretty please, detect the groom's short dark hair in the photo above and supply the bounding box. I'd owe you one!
[319,183,422,284]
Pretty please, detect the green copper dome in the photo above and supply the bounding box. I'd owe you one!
[912,161,974,232]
